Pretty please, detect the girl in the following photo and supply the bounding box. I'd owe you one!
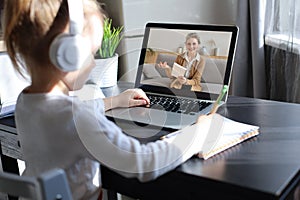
[3,0,213,199]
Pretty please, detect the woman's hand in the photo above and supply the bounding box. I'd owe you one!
[177,76,187,85]
[157,62,173,78]
[157,61,171,69]
[104,89,150,111]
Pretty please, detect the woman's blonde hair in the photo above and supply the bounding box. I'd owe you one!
[186,32,201,45]
[3,0,103,77]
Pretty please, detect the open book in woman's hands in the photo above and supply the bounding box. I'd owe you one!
[171,62,186,77]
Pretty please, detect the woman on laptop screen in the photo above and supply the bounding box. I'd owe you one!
[158,32,206,92]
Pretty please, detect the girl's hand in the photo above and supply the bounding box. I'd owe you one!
[104,89,150,111]
[118,89,150,108]
[196,114,212,123]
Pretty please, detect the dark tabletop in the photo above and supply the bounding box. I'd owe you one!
[102,94,300,200]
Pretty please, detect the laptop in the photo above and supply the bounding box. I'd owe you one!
[106,22,239,130]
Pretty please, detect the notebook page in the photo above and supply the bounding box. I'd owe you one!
[199,117,259,159]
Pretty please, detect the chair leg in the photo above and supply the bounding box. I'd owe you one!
[0,154,19,175]
[106,189,118,200]
[1,145,20,200]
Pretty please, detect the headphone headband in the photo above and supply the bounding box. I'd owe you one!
[67,0,84,35]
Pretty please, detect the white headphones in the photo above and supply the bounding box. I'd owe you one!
[49,0,91,72]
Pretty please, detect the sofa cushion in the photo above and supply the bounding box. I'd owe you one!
[156,53,177,66]
[142,63,161,79]
[142,77,171,88]
[201,58,226,84]
[201,83,223,94]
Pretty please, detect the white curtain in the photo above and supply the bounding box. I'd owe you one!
[264,0,300,103]
[231,0,267,98]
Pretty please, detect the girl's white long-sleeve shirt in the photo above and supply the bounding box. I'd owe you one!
[15,91,211,199]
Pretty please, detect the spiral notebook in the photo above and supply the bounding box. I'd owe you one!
[162,116,259,160]
[198,117,259,159]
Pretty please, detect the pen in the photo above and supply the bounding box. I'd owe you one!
[210,85,229,114]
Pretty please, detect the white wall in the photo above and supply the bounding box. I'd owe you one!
[101,0,238,35]
[147,29,232,57]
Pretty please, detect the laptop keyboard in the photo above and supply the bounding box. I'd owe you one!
[147,94,211,115]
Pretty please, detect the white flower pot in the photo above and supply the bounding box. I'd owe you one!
[89,54,118,88]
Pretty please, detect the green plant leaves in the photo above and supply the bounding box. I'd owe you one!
[98,18,123,59]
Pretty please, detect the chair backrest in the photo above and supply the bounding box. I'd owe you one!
[0,168,73,200]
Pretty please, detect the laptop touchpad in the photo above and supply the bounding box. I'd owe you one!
[122,107,195,128]
[121,107,168,125]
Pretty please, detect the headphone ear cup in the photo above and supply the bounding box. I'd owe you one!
[49,33,91,72]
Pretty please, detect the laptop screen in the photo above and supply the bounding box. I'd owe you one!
[135,23,238,101]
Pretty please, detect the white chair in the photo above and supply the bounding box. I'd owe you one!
[0,168,73,200]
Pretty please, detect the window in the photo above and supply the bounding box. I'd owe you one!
[265,0,300,54]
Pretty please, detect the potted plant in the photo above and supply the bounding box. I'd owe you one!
[89,18,123,88]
